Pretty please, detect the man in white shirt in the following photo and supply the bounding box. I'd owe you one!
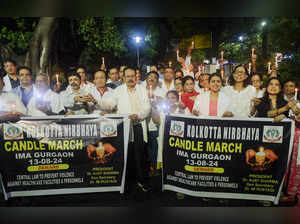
[106,67,122,89]
[0,74,27,121]
[91,70,114,115]
[11,66,37,108]
[2,59,20,92]
[144,71,165,172]
[60,71,97,115]
[161,67,175,94]
[99,67,151,193]
[27,73,65,116]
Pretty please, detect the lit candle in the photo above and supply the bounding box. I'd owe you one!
[176,50,179,60]
[295,88,298,100]
[251,48,255,57]
[220,51,224,60]
[268,62,271,73]
[192,41,194,49]
[169,61,172,68]
[248,62,252,74]
[102,57,105,65]
[56,74,59,83]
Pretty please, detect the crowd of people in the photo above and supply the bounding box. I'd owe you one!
[0,55,300,206]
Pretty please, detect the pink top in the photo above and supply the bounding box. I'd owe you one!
[209,98,218,116]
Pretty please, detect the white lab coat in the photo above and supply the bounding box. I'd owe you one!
[27,89,64,116]
[99,84,151,142]
[193,91,231,117]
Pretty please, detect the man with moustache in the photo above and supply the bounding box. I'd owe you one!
[144,71,165,173]
[60,71,97,115]
[99,67,151,194]
[27,73,65,116]
[2,58,20,92]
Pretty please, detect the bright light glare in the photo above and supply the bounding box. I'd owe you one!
[261,21,266,26]
[135,36,141,43]
[239,36,243,41]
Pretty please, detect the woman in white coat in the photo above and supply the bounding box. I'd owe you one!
[193,73,233,117]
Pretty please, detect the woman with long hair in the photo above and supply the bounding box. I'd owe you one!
[255,77,292,121]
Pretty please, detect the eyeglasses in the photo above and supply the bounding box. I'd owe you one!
[19,73,32,77]
[234,71,246,75]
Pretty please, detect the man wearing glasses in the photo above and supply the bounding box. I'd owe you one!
[106,67,122,89]
[11,66,37,108]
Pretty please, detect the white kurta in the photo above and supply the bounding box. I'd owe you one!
[27,89,64,116]
[99,84,151,142]
[222,85,256,118]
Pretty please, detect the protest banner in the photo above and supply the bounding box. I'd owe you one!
[0,115,130,199]
[161,115,294,204]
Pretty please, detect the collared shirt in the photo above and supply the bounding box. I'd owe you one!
[9,76,20,89]
[20,86,34,107]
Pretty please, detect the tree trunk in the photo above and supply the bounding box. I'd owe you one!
[25,17,58,75]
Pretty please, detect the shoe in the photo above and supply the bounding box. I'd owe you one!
[259,200,272,207]
[137,182,150,192]
[176,193,185,200]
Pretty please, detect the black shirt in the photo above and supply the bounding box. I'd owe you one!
[9,76,20,89]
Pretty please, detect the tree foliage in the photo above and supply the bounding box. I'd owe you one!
[77,17,127,58]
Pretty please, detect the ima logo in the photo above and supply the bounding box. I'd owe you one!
[263,126,283,143]
[4,124,23,140]
[100,121,117,137]
[169,120,185,137]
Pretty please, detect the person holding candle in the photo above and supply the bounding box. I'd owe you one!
[0,74,27,121]
[60,71,98,115]
[98,67,151,195]
[27,73,65,116]
[255,77,295,122]
[144,71,165,174]
[222,64,256,118]
[192,73,233,117]
[279,79,300,206]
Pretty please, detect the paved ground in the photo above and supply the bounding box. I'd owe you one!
[0,174,297,207]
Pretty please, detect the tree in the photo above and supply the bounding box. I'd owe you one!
[25,17,58,75]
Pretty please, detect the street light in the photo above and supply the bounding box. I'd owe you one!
[261,21,267,27]
[239,36,243,41]
[134,36,142,68]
